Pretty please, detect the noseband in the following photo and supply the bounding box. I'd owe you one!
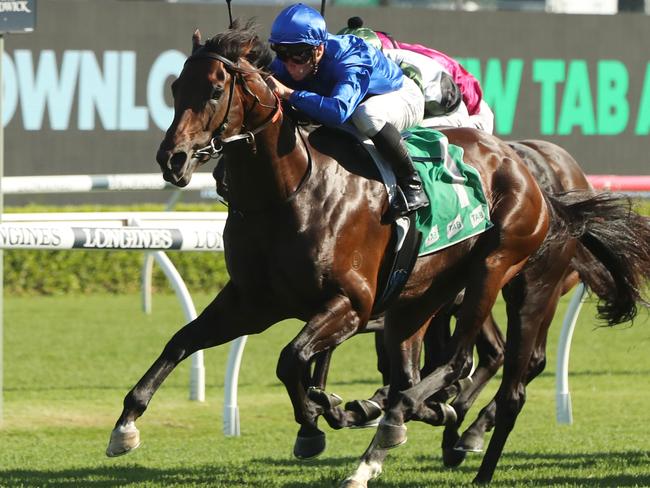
[186,49,282,159]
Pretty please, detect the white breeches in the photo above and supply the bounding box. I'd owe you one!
[421,99,495,134]
[350,77,424,137]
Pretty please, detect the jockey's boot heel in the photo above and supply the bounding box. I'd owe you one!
[371,123,429,217]
[398,173,429,214]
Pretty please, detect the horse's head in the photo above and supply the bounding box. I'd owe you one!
[156,21,275,187]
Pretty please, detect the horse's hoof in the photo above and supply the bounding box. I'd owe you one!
[307,387,343,410]
[442,446,467,467]
[293,431,326,460]
[375,421,407,449]
[340,479,367,488]
[455,430,484,453]
[345,399,383,429]
[106,422,141,457]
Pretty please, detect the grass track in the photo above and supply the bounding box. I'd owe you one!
[1,292,650,487]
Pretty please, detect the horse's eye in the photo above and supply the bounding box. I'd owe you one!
[211,86,224,100]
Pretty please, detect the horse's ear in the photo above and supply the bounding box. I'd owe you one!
[192,29,202,53]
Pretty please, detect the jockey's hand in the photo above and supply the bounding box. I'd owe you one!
[267,76,294,101]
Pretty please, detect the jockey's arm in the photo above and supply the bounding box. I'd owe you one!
[289,73,369,126]
[270,57,372,126]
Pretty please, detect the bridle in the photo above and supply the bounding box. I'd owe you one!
[186,49,283,160]
[180,47,312,213]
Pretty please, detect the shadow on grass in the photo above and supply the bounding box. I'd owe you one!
[0,458,352,488]
[1,450,648,487]
[412,449,650,487]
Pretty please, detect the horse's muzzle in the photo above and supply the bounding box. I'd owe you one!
[156,149,191,187]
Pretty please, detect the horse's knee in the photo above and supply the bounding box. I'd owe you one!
[276,344,296,384]
[276,343,310,384]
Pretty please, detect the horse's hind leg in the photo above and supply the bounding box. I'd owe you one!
[457,272,577,457]
[473,263,567,484]
[441,312,505,467]
[106,282,281,457]
[341,314,428,488]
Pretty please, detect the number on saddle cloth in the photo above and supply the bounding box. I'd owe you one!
[402,127,493,256]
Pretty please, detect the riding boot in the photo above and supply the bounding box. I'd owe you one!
[371,123,429,216]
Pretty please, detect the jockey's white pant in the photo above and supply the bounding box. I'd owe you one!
[420,99,495,134]
[350,77,424,137]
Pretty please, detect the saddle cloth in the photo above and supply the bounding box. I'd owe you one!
[404,126,493,256]
[341,124,493,256]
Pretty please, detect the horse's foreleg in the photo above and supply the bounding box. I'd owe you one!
[106,282,281,457]
[276,294,362,460]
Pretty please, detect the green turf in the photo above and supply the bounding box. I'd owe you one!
[1,292,649,487]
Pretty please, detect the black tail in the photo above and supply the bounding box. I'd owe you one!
[545,191,650,326]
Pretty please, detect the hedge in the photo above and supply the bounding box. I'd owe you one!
[3,203,230,296]
[3,199,649,295]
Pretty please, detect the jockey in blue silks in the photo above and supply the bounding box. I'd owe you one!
[267,3,428,216]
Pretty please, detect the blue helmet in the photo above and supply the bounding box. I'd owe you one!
[269,3,328,46]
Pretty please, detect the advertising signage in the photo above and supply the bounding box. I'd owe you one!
[0,0,36,34]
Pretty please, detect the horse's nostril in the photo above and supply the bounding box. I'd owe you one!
[170,152,188,171]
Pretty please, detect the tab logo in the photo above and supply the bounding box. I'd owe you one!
[447,215,464,239]
[470,205,486,228]
[425,225,440,247]
[0,1,31,13]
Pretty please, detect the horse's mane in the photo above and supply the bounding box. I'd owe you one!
[205,19,273,70]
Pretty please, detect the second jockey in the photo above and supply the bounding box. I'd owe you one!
[267,3,428,216]
[339,17,495,134]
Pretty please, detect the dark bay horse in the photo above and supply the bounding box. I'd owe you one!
[310,139,650,484]
[104,22,640,486]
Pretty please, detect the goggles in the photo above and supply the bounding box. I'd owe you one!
[271,43,314,64]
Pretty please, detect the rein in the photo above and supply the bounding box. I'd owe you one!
[187,50,283,160]
[183,47,311,214]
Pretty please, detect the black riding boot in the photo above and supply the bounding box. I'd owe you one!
[371,123,429,216]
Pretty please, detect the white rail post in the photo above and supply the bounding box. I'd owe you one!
[223,335,247,436]
[556,282,587,424]
[150,251,205,402]
[141,253,154,314]
[141,189,184,315]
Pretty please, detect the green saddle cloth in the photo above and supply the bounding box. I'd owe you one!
[403,127,493,256]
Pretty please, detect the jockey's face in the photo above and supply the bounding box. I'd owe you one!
[281,44,325,82]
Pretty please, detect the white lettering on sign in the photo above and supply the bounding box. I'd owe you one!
[2,49,186,131]
[0,226,63,246]
[193,229,224,250]
[0,1,31,13]
[81,228,174,249]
